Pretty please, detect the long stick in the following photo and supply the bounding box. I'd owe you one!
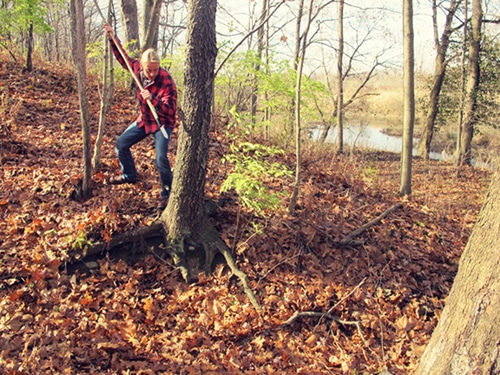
[92,0,168,139]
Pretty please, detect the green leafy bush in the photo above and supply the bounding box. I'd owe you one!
[221,142,292,216]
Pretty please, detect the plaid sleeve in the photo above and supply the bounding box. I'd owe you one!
[108,37,139,76]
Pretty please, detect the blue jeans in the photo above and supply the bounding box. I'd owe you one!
[115,122,173,199]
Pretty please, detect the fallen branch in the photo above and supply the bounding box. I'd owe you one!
[339,203,403,247]
[281,311,366,344]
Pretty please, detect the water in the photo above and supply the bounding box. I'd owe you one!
[309,123,443,160]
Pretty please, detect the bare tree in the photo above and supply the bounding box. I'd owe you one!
[69,0,92,200]
[251,0,268,124]
[459,0,482,167]
[418,0,462,160]
[288,0,314,213]
[142,0,162,50]
[161,0,259,309]
[336,0,344,154]
[93,0,115,169]
[400,0,415,196]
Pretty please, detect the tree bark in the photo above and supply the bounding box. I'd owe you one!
[142,0,161,51]
[162,0,218,281]
[69,0,92,201]
[416,168,500,374]
[336,0,344,154]
[93,1,115,170]
[142,0,162,51]
[118,0,140,55]
[459,0,482,166]
[418,0,459,159]
[25,22,33,72]
[288,0,314,213]
[251,0,268,124]
[399,0,415,196]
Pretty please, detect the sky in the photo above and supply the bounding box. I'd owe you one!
[130,0,499,75]
[214,0,451,74]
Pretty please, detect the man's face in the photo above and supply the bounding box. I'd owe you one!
[141,62,160,81]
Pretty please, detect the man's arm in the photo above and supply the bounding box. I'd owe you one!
[103,24,137,72]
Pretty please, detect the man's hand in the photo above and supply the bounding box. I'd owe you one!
[141,90,152,101]
[103,24,114,39]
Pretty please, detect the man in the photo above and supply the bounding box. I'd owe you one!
[104,24,177,210]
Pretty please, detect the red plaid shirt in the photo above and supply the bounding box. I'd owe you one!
[109,38,177,135]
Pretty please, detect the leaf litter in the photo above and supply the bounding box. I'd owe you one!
[0,56,492,374]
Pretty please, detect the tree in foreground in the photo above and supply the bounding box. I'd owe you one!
[416,167,500,374]
[160,0,259,308]
[161,0,216,281]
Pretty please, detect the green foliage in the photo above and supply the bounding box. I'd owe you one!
[214,47,330,133]
[221,141,292,216]
[0,0,53,36]
[70,231,92,252]
[362,165,378,183]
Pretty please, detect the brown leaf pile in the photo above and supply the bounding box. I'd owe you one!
[0,55,492,374]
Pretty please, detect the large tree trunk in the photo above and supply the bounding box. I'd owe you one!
[400,0,415,196]
[416,168,500,374]
[161,0,218,281]
[459,0,481,166]
[118,0,140,55]
[160,1,260,310]
[418,0,459,159]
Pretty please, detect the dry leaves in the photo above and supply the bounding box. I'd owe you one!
[0,54,492,374]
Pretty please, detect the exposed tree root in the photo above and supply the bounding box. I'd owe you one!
[191,217,261,310]
[67,222,164,262]
[63,214,261,310]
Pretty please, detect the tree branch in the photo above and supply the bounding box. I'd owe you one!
[339,203,403,247]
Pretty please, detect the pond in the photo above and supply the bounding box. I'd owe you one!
[309,122,444,160]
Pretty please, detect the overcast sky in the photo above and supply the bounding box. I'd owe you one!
[215,0,440,74]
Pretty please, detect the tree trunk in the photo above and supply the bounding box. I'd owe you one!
[418,0,459,159]
[288,0,314,213]
[25,22,33,72]
[400,0,415,196]
[251,0,268,124]
[416,168,500,374]
[142,0,162,51]
[459,0,481,166]
[69,0,92,200]
[93,2,115,170]
[336,0,344,154]
[455,0,468,169]
[142,0,161,51]
[162,0,218,282]
[118,0,140,55]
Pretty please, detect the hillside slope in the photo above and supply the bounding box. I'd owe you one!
[0,56,492,374]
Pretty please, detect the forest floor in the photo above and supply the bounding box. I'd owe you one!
[0,56,493,375]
